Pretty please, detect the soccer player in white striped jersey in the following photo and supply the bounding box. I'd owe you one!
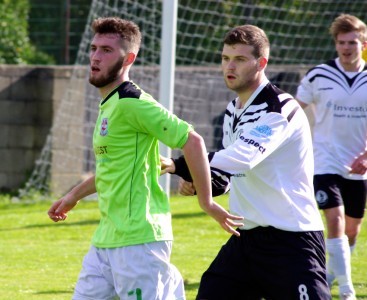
[162,24,331,299]
[297,14,367,300]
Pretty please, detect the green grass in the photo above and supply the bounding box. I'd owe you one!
[0,194,366,299]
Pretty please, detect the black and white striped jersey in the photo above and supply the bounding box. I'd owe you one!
[209,78,324,232]
[297,58,367,180]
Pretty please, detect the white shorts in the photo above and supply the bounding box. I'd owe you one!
[73,241,185,300]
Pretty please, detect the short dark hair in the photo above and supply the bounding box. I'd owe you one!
[329,14,367,42]
[223,25,270,59]
[91,17,142,53]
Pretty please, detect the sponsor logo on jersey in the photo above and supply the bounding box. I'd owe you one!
[233,173,246,177]
[100,118,108,136]
[318,87,333,91]
[330,101,367,118]
[239,135,266,154]
[250,125,273,138]
[315,190,328,205]
[334,104,367,113]
[95,146,108,155]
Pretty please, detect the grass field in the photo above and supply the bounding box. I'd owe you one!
[0,194,366,299]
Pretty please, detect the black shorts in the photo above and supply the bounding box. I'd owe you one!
[196,227,331,300]
[314,174,367,218]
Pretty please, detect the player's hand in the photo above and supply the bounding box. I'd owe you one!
[48,196,78,222]
[202,201,244,237]
[160,155,175,175]
[349,153,367,175]
[178,178,196,196]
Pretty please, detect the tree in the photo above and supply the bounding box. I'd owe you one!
[0,0,54,64]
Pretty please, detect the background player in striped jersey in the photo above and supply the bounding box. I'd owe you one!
[297,14,367,300]
[162,24,331,299]
[47,17,243,300]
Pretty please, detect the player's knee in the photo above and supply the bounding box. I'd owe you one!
[345,229,358,245]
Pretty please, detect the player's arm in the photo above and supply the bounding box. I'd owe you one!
[181,131,243,236]
[296,99,308,109]
[48,175,96,222]
[160,154,231,197]
[296,71,314,109]
[350,151,367,175]
[210,113,290,173]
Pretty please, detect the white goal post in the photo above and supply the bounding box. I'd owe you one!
[159,0,178,194]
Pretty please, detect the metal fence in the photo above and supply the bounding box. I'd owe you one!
[28,0,92,65]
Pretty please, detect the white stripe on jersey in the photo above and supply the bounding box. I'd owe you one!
[210,78,324,232]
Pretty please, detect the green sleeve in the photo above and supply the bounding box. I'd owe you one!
[121,97,193,149]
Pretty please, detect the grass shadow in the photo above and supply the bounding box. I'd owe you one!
[184,281,200,291]
[172,212,206,219]
[0,219,99,231]
[34,289,72,295]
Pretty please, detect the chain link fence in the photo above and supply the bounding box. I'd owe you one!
[28,0,92,65]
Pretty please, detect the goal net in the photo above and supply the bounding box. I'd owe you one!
[19,0,367,197]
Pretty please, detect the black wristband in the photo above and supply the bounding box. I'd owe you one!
[171,155,193,182]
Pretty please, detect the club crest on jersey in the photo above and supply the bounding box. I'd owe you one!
[250,125,272,138]
[100,118,108,136]
[235,129,244,140]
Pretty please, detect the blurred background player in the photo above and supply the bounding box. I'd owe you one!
[297,14,367,300]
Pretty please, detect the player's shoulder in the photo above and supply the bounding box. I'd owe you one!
[116,81,143,100]
[258,83,300,121]
[259,82,294,106]
[115,81,159,108]
[101,81,144,106]
[305,59,337,77]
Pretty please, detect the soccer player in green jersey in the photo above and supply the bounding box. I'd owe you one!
[47,17,242,300]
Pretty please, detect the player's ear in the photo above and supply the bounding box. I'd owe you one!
[362,42,367,62]
[257,57,268,70]
[123,52,136,66]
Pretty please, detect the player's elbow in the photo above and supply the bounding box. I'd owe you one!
[184,131,206,152]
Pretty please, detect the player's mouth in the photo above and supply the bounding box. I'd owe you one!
[342,53,351,58]
[226,74,237,80]
[91,66,100,73]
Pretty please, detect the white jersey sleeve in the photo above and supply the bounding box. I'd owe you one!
[296,73,315,105]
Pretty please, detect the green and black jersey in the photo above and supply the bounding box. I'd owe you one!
[92,81,192,248]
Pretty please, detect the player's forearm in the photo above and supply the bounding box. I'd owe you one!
[182,131,213,210]
[66,175,97,203]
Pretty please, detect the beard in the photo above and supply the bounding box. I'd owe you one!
[89,57,124,88]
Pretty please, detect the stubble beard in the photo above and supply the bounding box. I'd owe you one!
[89,57,124,88]
[225,78,247,93]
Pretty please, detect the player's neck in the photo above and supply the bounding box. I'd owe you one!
[99,76,130,99]
[237,76,265,109]
[237,91,254,109]
[339,58,364,72]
